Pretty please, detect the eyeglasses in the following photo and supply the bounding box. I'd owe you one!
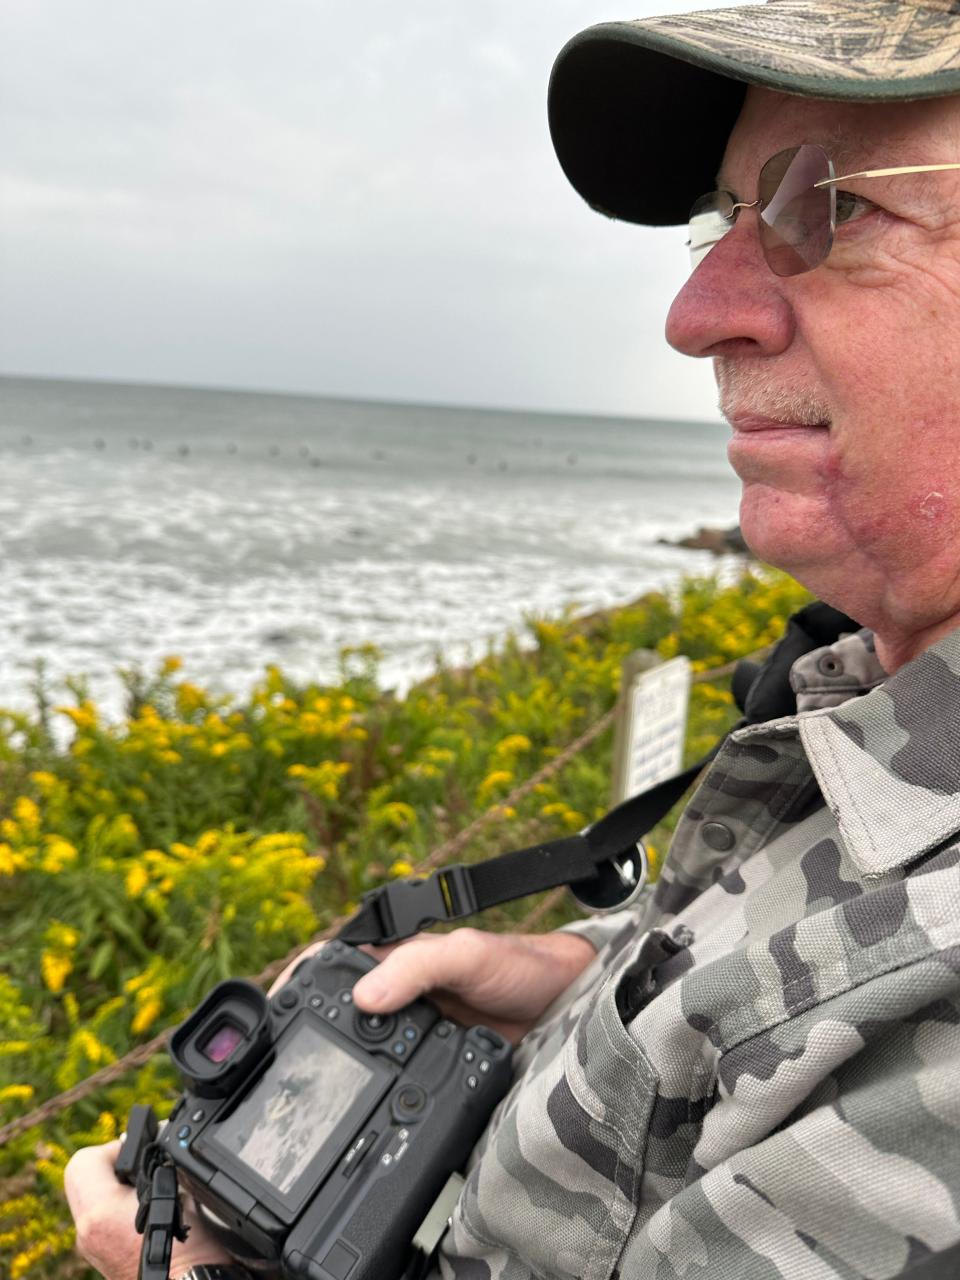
[688,143,960,277]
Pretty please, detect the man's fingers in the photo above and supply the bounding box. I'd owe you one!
[353,931,488,1012]
[64,1139,124,1208]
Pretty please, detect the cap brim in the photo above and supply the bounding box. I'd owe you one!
[548,1,960,227]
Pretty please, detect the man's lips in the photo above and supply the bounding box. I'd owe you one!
[728,413,831,433]
[726,412,833,480]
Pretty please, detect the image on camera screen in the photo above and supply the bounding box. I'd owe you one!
[215,1020,374,1195]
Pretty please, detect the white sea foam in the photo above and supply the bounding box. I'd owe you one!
[0,377,740,722]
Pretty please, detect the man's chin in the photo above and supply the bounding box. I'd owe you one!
[737,488,835,574]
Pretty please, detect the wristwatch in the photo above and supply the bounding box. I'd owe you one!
[175,1267,255,1280]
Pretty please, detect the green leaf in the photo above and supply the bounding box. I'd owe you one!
[89,939,115,980]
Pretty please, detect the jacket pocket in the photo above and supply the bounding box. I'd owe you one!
[446,936,660,1280]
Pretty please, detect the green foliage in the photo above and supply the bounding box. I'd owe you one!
[0,568,809,1278]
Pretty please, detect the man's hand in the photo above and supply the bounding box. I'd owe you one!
[267,928,597,1043]
[65,1138,233,1280]
[351,928,598,1043]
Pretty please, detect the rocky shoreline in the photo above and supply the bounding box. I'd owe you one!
[658,524,752,556]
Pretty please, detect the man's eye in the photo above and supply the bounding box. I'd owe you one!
[835,190,875,225]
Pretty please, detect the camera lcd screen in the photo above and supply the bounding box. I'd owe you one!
[215,1020,374,1195]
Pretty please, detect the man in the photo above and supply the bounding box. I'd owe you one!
[66,2,960,1277]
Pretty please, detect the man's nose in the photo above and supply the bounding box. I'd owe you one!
[665,213,795,359]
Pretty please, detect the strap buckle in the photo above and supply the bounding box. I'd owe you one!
[363,865,477,944]
[135,1157,189,1280]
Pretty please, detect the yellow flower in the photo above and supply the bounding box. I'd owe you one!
[45,921,79,951]
[58,701,97,731]
[176,681,205,713]
[389,859,415,878]
[11,1241,53,1279]
[13,797,40,833]
[0,1041,31,1056]
[0,844,28,877]
[40,951,73,993]
[372,801,417,832]
[29,770,58,792]
[40,836,78,874]
[132,998,163,1035]
[125,864,149,898]
[286,760,351,801]
[477,769,513,801]
[160,655,183,674]
[0,1084,34,1104]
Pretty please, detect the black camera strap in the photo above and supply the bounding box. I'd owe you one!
[135,1145,190,1280]
[337,759,707,945]
[339,602,858,947]
[114,1103,191,1280]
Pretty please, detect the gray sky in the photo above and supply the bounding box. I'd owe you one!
[1,1,743,419]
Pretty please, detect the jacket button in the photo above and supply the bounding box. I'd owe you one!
[702,821,735,852]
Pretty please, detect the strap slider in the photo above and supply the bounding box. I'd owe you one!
[365,865,477,943]
[136,1159,189,1280]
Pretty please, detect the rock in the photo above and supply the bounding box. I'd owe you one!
[658,524,752,556]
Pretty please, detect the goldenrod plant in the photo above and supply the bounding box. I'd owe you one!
[0,568,810,1278]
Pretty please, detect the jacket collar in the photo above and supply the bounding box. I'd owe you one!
[797,625,960,878]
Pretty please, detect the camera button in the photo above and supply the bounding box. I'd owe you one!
[465,1074,479,1090]
[326,1006,340,1021]
[391,1041,408,1057]
[338,990,353,1005]
[276,989,299,1010]
[394,1085,427,1119]
[308,994,325,1010]
[402,1026,418,1042]
[479,1060,491,1074]
[435,1020,455,1038]
[190,1109,205,1123]
[356,1011,395,1041]
[176,1125,191,1141]
[463,1049,476,1063]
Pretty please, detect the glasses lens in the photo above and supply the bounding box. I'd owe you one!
[757,144,835,276]
[688,191,736,271]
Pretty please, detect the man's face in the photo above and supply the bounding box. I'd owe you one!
[666,88,960,662]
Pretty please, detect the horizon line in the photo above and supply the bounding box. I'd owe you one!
[0,369,725,429]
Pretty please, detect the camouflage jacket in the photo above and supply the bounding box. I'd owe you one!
[435,626,960,1280]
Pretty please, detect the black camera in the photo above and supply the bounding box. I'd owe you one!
[158,940,512,1280]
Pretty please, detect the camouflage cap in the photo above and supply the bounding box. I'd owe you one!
[548,0,960,226]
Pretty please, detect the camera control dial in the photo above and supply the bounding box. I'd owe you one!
[355,1010,396,1042]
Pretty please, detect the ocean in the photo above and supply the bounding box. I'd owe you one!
[0,376,740,719]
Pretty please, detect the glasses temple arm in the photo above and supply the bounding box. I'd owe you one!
[815,162,960,188]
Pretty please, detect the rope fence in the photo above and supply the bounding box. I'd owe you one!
[0,646,769,1148]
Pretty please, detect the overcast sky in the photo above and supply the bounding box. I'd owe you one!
[1,1,744,420]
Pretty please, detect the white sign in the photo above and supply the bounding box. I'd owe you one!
[618,656,692,802]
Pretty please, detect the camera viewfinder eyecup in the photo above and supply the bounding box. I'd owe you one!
[169,979,270,1098]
